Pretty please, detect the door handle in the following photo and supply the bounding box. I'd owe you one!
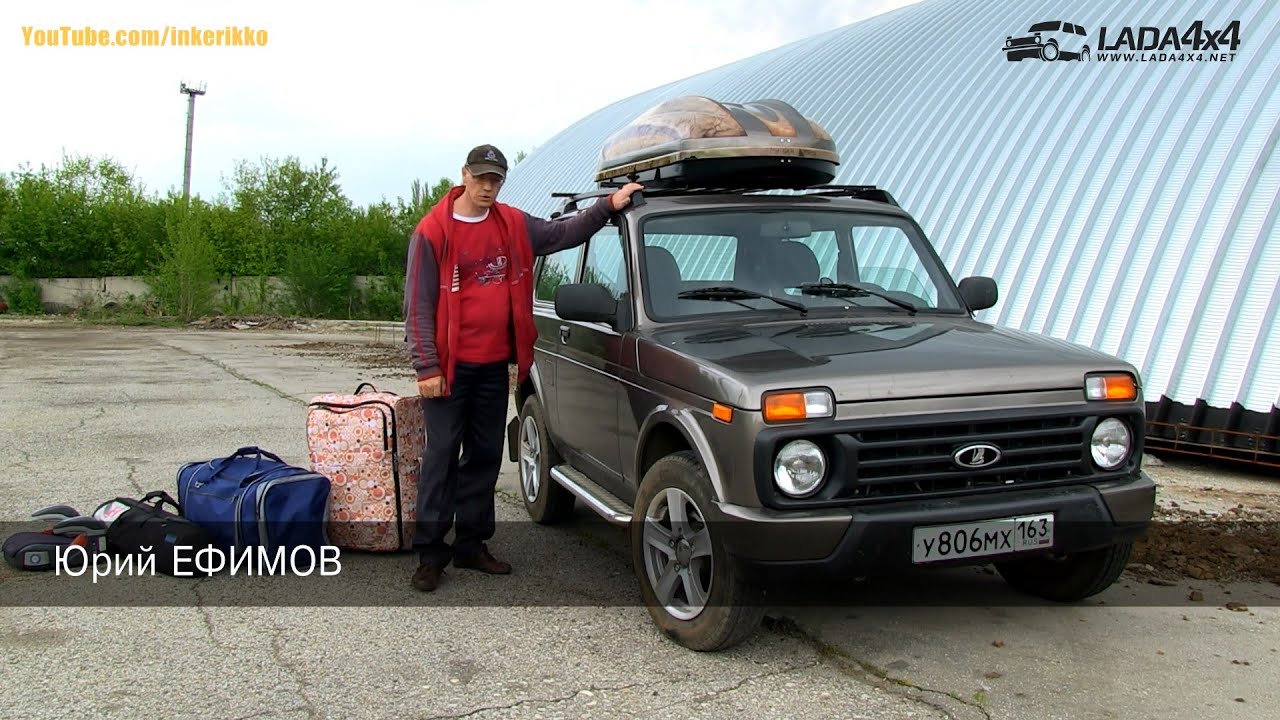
[559,325,571,343]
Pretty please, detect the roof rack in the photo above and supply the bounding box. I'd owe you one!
[549,184,899,216]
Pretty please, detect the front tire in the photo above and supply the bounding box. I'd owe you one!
[995,542,1133,602]
[518,395,575,524]
[630,451,764,651]
[1041,40,1060,61]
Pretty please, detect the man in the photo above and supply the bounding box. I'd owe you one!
[403,144,643,591]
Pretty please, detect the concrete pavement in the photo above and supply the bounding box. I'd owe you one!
[0,320,1275,720]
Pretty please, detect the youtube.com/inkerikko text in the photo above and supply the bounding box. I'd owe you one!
[22,25,268,48]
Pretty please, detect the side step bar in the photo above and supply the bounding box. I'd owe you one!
[549,465,633,525]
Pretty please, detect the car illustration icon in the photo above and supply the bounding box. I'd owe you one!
[1004,21,1091,61]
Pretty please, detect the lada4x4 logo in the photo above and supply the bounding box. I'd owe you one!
[1002,19,1241,63]
[1096,20,1241,62]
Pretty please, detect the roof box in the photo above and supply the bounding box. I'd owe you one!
[595,96,840,189]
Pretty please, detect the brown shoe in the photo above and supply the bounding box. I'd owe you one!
[452,550,511,575]
[411,563,446,591]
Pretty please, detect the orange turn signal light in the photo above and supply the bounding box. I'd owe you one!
[1085,374,1137,401]
[712,403,734,423]
[764,393,808,422]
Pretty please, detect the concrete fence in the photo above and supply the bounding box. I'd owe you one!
[0,275,389,311]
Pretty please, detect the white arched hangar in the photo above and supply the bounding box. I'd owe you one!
[500,0,1279,467]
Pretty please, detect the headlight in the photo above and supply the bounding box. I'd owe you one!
[774,440,826,497]
[1091,418,1132,470]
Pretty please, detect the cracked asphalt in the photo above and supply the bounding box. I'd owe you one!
[1,320,1277,720]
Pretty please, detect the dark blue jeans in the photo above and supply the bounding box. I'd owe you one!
[413,361,510,566]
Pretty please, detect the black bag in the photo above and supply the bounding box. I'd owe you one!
[95,491,217,577]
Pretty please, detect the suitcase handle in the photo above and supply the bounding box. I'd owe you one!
[354,382,379,394]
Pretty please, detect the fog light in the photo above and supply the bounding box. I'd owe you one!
[774,440,826,497]
[1091,418,1132,470]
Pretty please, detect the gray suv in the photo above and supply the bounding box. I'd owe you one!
[507,184,1155,651]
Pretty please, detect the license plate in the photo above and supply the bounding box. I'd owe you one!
[912,513,1054,564]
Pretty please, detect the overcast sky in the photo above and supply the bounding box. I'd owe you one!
[1,0,920,207]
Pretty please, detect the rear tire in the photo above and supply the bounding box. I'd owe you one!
[995,542,1133,602]
[518,395,575,524]
[630,451,765,651]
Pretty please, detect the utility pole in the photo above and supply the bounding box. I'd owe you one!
[179,81,207,203]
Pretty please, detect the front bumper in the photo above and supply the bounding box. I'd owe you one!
[718,472,1155,582]
[1004,46,1043,61]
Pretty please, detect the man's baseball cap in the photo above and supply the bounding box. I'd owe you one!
[465,144,508,178]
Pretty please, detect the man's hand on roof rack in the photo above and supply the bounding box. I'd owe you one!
[609,183,646,211]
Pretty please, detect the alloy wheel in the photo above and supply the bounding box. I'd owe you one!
[641,487,714,620]
[519,415,541,502]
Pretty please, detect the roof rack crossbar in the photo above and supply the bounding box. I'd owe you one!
[550,188,617,216]
[549,184,899,213]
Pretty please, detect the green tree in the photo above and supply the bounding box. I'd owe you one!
[218,155,358,316]
[148,199,220,321]
[0,154,492,321]
[399,177,453,228]
[0,155,162,278]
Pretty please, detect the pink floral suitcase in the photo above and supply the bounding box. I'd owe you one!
[306,383,423,552]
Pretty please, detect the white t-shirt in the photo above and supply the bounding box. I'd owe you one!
[454,209,489,224]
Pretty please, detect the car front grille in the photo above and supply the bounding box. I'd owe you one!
[843,415,1090,500]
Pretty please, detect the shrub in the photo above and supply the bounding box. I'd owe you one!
[1,274,44,314]
[148,204,220,321]
[360,272,404,321]
[281,241,356,318]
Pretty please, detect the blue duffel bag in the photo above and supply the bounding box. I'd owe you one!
[177,446,331,555]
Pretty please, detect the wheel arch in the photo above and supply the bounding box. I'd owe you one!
[635,407,727,503]
[509,363,550,462]
[514,362,547,412]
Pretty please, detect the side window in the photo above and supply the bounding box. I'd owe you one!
[583,227,626,300]
[534,244,583,303]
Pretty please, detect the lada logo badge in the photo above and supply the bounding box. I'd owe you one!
[953,443,1002,469]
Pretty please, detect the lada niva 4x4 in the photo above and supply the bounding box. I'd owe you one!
[506,96,1155,651]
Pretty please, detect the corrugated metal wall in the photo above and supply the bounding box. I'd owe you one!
[499,0,1280,419]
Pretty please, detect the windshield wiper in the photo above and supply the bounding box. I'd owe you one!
[792,281,918,315]
[677,286,808,315]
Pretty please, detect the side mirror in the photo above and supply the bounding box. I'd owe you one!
[555,283,617,324]
[958,276,998,312]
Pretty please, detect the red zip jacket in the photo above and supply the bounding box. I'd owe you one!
[403,186,614,394]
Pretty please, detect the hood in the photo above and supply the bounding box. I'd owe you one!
[638,315,1136,408]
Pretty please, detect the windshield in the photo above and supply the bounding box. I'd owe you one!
[639,209,964,321]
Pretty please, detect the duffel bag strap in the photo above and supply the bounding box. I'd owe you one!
[139,490,183,515]
[209,446,285,476]
[355,382,380,394]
